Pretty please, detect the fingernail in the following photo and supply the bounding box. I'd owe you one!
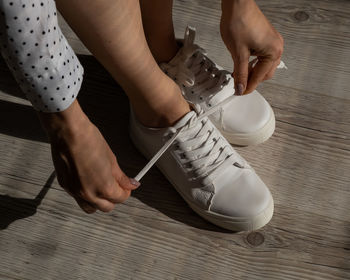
[130,178,141,187]
[236,83,244,95]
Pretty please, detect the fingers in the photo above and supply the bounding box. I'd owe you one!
[245,57,274,94]
[78,179,136,213]
[75,196,97,214]
[82,171,140,212]
[96,169,141,205]
[67,172,140,214]
[92,197,116,213]
[117,173,141,191]
[232,50,250,95]
[66,174,139,214]
[71,189,124,214]
[263,58,280,81]
[96,180,132,204]
[111,154,141,191]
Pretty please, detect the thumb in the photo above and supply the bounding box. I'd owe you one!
[232,51,249,95]
[118,172,141,191]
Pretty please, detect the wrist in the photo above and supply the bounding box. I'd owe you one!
[221,0,254,20]
[37,100,90,142]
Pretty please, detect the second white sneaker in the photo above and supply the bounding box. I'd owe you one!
[160,26,279,146]
[129,102,274,232]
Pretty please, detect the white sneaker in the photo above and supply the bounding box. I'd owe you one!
[129,100,274,231]
[160,26,279,146]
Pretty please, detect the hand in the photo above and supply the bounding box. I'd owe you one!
[37,100,140,213]
[220,0,284,95]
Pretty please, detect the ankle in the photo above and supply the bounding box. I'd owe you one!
[147,34,180,64]
[152,99,191,127]
[132,88,191,128]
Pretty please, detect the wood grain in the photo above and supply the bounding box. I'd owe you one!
[1,0,350,279]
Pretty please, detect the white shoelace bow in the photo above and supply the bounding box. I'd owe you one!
[134,94,243,182]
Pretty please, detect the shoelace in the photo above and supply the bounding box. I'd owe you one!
[134,94,242,182]
[161,43,230,105]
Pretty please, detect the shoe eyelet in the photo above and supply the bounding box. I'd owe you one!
[199,96,203,100]
[233,162,244,168]
[208,103,212,107]
[191,90,194,94]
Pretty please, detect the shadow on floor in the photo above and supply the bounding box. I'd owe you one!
[0,55,228,232]
[0,171,55,230]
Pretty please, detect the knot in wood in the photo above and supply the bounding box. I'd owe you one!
[294,11,309,22]
[246,232,265,247]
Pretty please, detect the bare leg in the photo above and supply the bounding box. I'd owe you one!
[56,0,189,128]
[140,0,179,63]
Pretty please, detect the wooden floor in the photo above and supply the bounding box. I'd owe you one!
[1,0,349,279]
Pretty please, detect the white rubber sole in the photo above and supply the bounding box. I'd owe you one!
[188,195,274,232]
[215,106,276,146]
[129,124,274,232]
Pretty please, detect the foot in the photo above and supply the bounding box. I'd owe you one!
[129,103,274,231]
[160,26,280,146]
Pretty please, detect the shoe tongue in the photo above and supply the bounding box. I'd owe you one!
[167,26,197,67]
[183,26,196,49]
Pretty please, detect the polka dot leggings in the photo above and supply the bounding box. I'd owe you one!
[0,0,84,112]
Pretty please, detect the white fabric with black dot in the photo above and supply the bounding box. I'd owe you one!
[0,0,84,112]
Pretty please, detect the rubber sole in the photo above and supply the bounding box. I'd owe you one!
[129,123,274,232]
[215,106,276,146]
[188,195,274,232]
